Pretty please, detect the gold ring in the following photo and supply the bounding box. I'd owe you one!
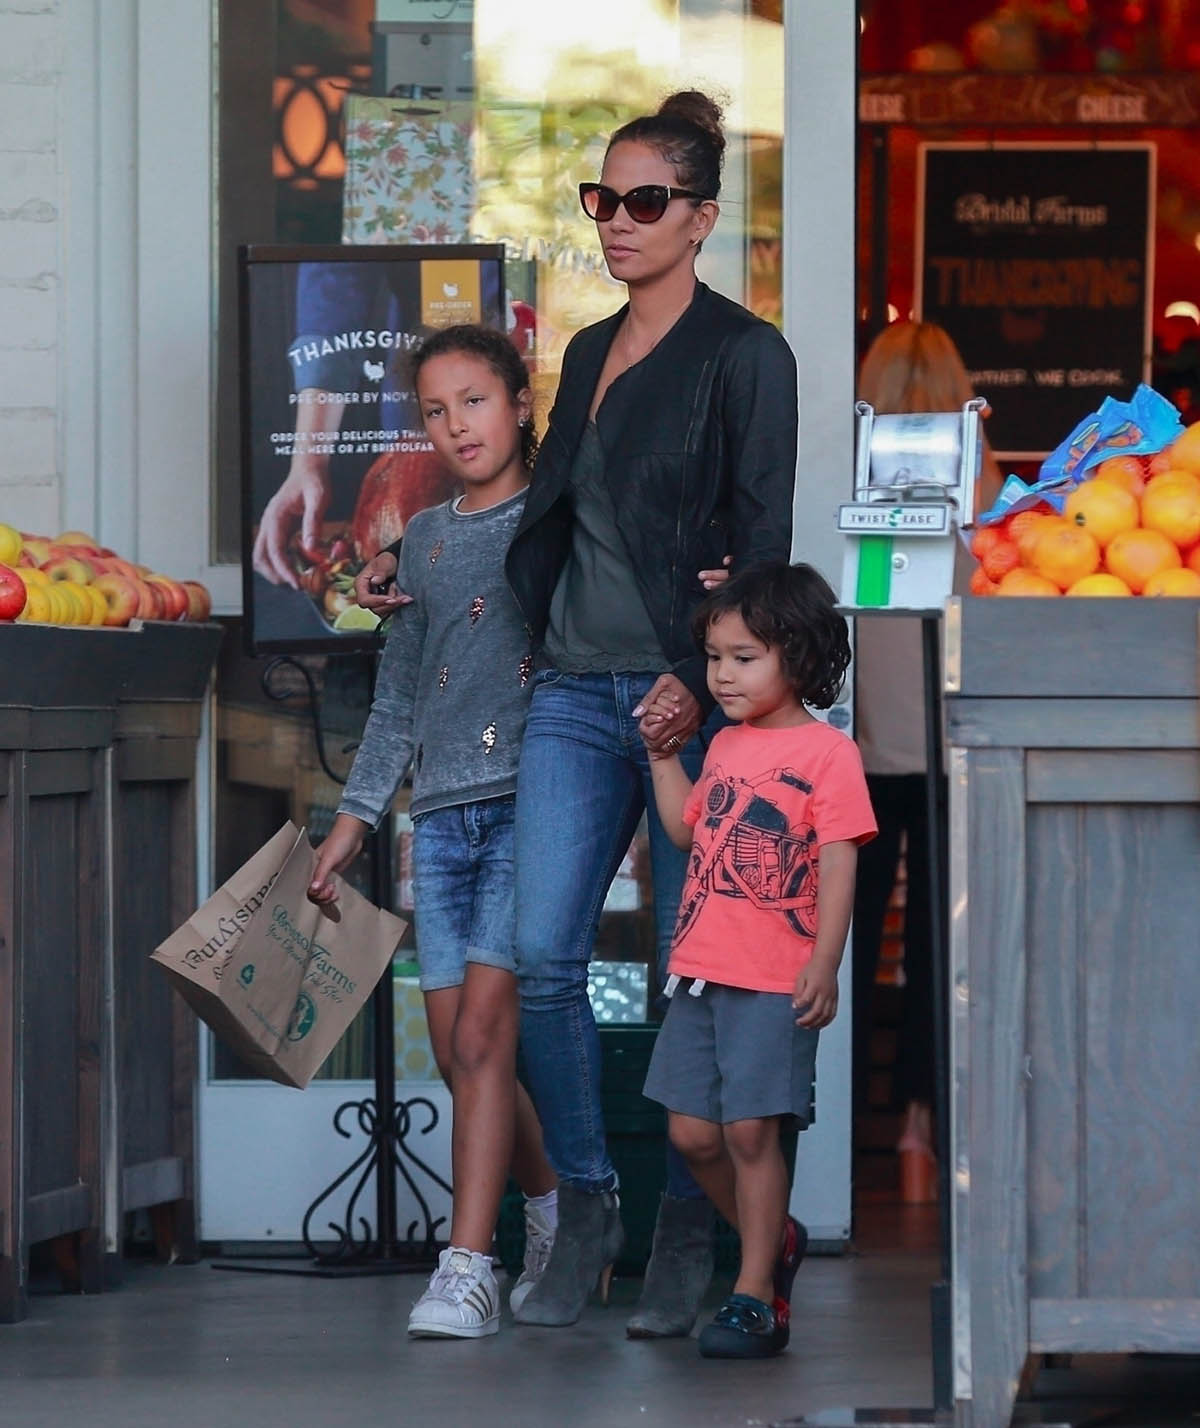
[666,734,682,751]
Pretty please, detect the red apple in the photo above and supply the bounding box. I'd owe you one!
[92,572,141,626]
[181,580,212,621]
[130,578,160,621]
[104,557,142,581]
[21,537,52,566]
[145,574,188,621]
[0,562,28,621]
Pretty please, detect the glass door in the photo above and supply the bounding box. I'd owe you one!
[200,0,826,1247]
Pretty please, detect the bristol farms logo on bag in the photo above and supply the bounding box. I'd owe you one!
[152,822,407,1089]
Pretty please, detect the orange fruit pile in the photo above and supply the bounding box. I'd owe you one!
[969,422,1200,598]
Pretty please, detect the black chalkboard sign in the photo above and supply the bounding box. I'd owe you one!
[917,143,1154,459]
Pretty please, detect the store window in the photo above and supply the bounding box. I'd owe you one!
[856,0,1200,447]
[210,0,784,1080]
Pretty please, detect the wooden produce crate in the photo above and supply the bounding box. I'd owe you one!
[0,620,222,1321]
[944,597,1200,1428]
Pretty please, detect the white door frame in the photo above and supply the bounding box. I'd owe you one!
[783,2,858,1245]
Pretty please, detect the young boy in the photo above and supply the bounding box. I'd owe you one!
[640,562,876,1358]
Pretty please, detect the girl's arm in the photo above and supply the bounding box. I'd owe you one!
[646,753,695,851]
[354,546,412,615]
[793,839,857,1029]
[337,544,426,831]
[308,812,369,905]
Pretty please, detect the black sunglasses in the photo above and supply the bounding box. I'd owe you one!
[578,182,712,224]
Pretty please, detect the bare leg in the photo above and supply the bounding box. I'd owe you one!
[423,985,460,1087]
[667,1112,738,1227]
[453,965,557,1252]
[723,1116,788,1305]
[424,979,555,1248]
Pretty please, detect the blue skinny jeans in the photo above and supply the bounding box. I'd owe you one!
[513,670,719,1195]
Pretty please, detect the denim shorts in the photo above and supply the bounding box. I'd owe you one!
[643,980,819,1127]
[410,795,517,992]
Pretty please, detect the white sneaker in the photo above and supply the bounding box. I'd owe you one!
[508,1200,556,1315]
[408,1247,500,1339]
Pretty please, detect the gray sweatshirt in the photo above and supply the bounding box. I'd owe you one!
[338,490,532,825]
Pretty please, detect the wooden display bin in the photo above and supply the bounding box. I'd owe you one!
[944,597,1200,1428]
[0,621,222,1322]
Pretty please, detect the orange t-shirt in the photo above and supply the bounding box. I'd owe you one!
[667,720,877,994]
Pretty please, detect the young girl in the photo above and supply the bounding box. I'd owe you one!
[308,325,557,1340]
[640,562,876,1359]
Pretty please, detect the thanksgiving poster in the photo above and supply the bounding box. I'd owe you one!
[240,244,504,653]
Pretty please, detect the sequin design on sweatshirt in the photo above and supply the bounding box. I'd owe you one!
[429,539,444,566]
[469,595,485,626]
[517,654,533,688]
[438,667,449,690]
[481,722,497,754]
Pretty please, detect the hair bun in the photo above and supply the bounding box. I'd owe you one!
[657,90,726,157]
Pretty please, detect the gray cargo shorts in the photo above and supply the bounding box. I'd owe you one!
[643,978,819,1127]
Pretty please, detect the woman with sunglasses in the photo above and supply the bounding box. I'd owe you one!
[357,90,798,1334]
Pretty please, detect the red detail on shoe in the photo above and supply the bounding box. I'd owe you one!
[773,1297,791,1327]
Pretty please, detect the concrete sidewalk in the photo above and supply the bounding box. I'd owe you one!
[0,1251,937,1428]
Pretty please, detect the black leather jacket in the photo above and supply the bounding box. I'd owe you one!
[505,281,798,707]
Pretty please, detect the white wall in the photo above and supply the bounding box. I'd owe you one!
[0,2,62,537]
[0,1,229,603]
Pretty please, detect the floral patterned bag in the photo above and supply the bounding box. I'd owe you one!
[341,97,474,245]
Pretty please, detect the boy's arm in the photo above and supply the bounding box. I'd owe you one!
[647,753,696,851]
[793,839,857,1029]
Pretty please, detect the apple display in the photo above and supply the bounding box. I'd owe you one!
[0,527,214,627]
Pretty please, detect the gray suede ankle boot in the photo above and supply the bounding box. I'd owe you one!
[625,1193,716,1338]
[512,1182,624,1327]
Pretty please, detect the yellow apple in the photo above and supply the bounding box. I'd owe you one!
[0,523,21,565]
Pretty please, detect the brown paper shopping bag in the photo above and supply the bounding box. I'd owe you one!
[152,821,407,1088]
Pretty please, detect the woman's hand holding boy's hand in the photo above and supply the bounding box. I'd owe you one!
[308,815,369,906]
[793,955,839,1029]
[634,674,701,756]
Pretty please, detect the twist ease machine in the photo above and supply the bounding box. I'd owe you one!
[834,396,985,1418]
[838,396,985,614]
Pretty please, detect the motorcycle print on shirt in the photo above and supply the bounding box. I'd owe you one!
[674,766,819,947]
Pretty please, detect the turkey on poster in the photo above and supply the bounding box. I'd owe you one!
[239,243,505,653]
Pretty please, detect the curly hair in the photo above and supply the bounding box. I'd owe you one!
[408,324,539,471]
[691,562,850,710]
